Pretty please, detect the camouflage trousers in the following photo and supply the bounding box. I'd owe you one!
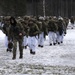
[38,32,44,46]
[12,38,23,59]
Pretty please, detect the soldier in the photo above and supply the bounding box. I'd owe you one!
[8,16,25,59]
[48,17,58,46]
[63,18,68,36]
[22,16,30,49]
[70,16,75,29]
[56,17,65,44]
[38,17,48,47]
[64,17,69,29]
[28,18,40,54]
[2,16,13,52]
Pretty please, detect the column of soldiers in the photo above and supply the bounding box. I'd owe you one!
[0,16,69,60]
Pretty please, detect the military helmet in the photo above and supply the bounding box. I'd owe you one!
[23,16,30,20]
[39,16,45,20]
[4,16,11,21]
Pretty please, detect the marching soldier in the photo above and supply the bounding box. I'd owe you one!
[2,16,13,52]
[64,17,69,29]
[28,18,40,54]
[70,16,75,29]
[48,18,58,46]
[56,17,64,44]
[8,16,25,59]
[38,17,48,47]
[22,16,30,49]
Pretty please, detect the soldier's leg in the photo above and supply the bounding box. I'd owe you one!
[12,39,17,59]
[60,33,64,43]
[22,36,25,48]
[71,23,74,29]
[48,31,53,46]
[25,36,28,49]
[5,36,9,51]
[38,33,42,47]
[40,32,44,47]
[30,37,33,54]
[8,41,13,52]
[28,36,32,51]
[52,32,57,45]
[19,39,23,58]
[56,32,61,44]
[31,37,37,55]
[23,36,28,49]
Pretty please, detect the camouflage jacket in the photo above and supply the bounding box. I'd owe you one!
[28,23,40,36]
[48,20,58,32]
[8,22,25,40]
[57,20,64,35]
[2,23,10,36]
[21,21,29,36]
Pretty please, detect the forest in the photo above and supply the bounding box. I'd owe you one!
[0,0,75,18]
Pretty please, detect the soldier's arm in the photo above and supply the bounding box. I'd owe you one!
[17,22,25,36]
[34,24,41,35]
[8,26,12,41]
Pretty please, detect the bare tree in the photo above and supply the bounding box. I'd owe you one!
[43,0,45,17]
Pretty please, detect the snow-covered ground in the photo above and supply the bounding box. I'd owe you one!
[0,28,75,75]
[0,30,5,41]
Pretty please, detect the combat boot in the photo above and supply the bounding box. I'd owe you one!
[50,43,52,46]
[6,48,12,52]
[31,51,35,55]
[30,49,35,55]
[38,45,41,47]
[25,46,27,49]
[53,43,56,45]
[61,41,63,43]
[6,48,9,52]
[19,55,23,59]
[12,52,16,60]
[41,45,43,48]
[12,57,16,60]
[58,42,60,44]
[30,49,32,54]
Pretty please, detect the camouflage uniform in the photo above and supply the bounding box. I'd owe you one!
[64,17,69,29]
[63,19,68,35]
[70,16,75,29]
[21,19,29,49]
[2,16,12,52]
[9,17,25,59]
[37,17,48,47]
[28,19,40,54]
[48,18,58,45]
[56,18,65,44]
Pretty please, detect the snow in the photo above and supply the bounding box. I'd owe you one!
[0,30,5,40]
[0,28,75,75]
